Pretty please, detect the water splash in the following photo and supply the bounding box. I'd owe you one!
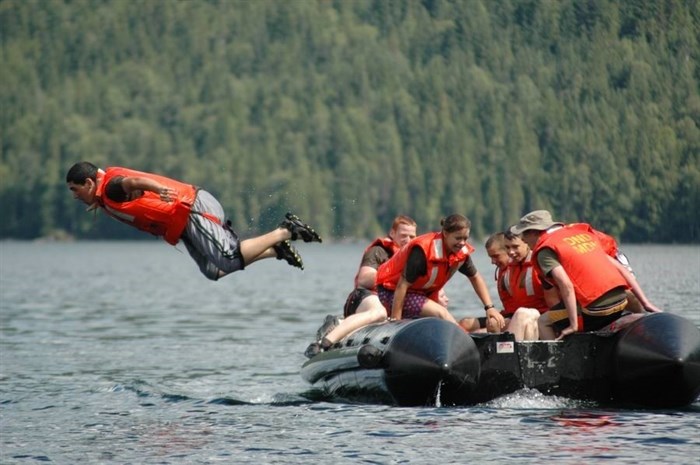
[434,380,443,408]
[483,388,591,410]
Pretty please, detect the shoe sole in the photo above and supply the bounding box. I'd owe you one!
[283,213,323,243]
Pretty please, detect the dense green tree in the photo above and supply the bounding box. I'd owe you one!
[0,0,697,242]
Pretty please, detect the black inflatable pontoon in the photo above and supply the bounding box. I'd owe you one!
[301,313,700,408]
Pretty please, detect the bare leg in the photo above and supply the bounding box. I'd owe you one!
[240,247,277,266]
[420,299,458,324]
[325,295,387,343]
[238,228,291,265]
[522,318,539,341]
[507,308,540,341]
[538,313,556,340]
[624,290,644,313]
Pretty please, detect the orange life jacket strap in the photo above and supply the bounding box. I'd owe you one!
[192,211,222,226]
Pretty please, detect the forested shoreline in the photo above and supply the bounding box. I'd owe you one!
[1,0,698,242]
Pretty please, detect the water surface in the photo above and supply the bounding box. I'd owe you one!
[1,241,698,464]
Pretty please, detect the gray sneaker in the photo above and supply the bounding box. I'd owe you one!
[304,337,333,359]
[304,342,322,359]
[315,314,342,341]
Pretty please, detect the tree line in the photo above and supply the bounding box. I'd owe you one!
[1,0,698,242]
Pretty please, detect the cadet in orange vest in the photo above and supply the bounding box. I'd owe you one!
[568,223,645,313]
[375,214,500,326]
[499,231,560,340]
[458,232,509,334]
[459,232,551,341]
[510,210,661,340]
[304,215,418,357]
[66,162,321,280]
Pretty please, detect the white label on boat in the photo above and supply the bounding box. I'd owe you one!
[496,341,515,354]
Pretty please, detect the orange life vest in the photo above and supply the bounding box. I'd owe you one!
[495,266,516,315]
[376,232,474,296]
[533,223,626,307]
[568,223,619,257]
[353,237,400,289]
[96,167,197,245]
[500,254,548,315]
[567,223,632,291]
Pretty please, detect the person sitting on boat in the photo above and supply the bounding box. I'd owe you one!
[66,161,322,280]
[569,223,645,313]
[375,214,500,326]
[304,215,418,357]
[458,232,509,333]
[498,230,561,340]
[510,210,661,340]
[459,232,554,341]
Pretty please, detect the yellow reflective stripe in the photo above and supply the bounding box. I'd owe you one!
[524,267,535,296]
[423,238,443,289]
[423,267,438,289]
[503,269,512,295]
[433,239,444,259]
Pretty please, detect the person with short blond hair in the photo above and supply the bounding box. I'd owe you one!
[305,215,418,357]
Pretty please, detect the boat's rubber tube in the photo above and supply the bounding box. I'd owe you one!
[301,313,700,408]
[382,318,480,406]
[613,313,700,408]
[301,318,480,406]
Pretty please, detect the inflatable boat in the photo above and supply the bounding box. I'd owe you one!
[301,313,700,408]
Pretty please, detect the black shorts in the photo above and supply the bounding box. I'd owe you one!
[343,288,375,318]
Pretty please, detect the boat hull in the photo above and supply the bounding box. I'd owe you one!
[302,318,480,405]
[301,313,700,408]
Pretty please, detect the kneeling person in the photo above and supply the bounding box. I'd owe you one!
[376,215,497,326]
[305,216,417,357]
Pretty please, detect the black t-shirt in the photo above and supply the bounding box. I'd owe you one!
[360,244,391,270]
[403,245,477,283]
[104,176,128,202]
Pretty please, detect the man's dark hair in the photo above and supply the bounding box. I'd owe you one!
[66,162,98,184]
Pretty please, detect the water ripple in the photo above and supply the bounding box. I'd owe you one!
[1,242,698,464]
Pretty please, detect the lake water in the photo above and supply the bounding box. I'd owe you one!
[1,241,699,464]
